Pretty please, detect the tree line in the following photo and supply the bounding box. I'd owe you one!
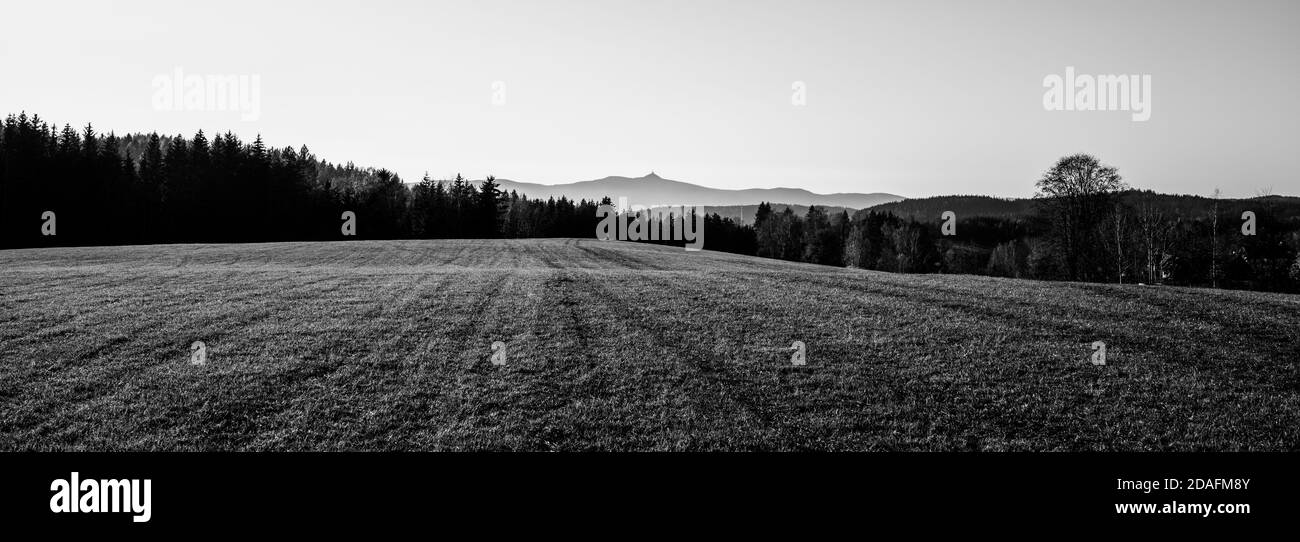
[1,113,755,252]
[0,113,629,247]
[3,113,1296,292]
[746,154,1300,293]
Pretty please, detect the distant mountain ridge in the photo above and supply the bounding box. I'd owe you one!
[488,172,903,211]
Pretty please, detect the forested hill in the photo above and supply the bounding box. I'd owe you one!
[688,203,855,225]
[866,195,1035,219]
[867,192,1300,221]
[0,112,600,247]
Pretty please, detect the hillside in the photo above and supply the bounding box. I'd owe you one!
[867,191,1300,221]
[2,239,1296,451]
[866,195,1038,220]
[676,203,853,225]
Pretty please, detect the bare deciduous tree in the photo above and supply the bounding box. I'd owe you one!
[1136,192,1177,284]
[1211,188,1221,289]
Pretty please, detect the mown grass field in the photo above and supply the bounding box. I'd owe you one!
[1,238,1297,451]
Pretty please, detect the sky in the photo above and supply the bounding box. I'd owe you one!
[1,0,1297,198]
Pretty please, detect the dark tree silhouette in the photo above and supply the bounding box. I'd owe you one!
[1034,153,1127,281]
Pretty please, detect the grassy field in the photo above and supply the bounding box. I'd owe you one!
[1,238,1297,451]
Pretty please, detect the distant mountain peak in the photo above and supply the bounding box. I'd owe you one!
[644,171,661,180]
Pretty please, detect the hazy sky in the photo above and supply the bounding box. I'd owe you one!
[2,0,1297,198]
